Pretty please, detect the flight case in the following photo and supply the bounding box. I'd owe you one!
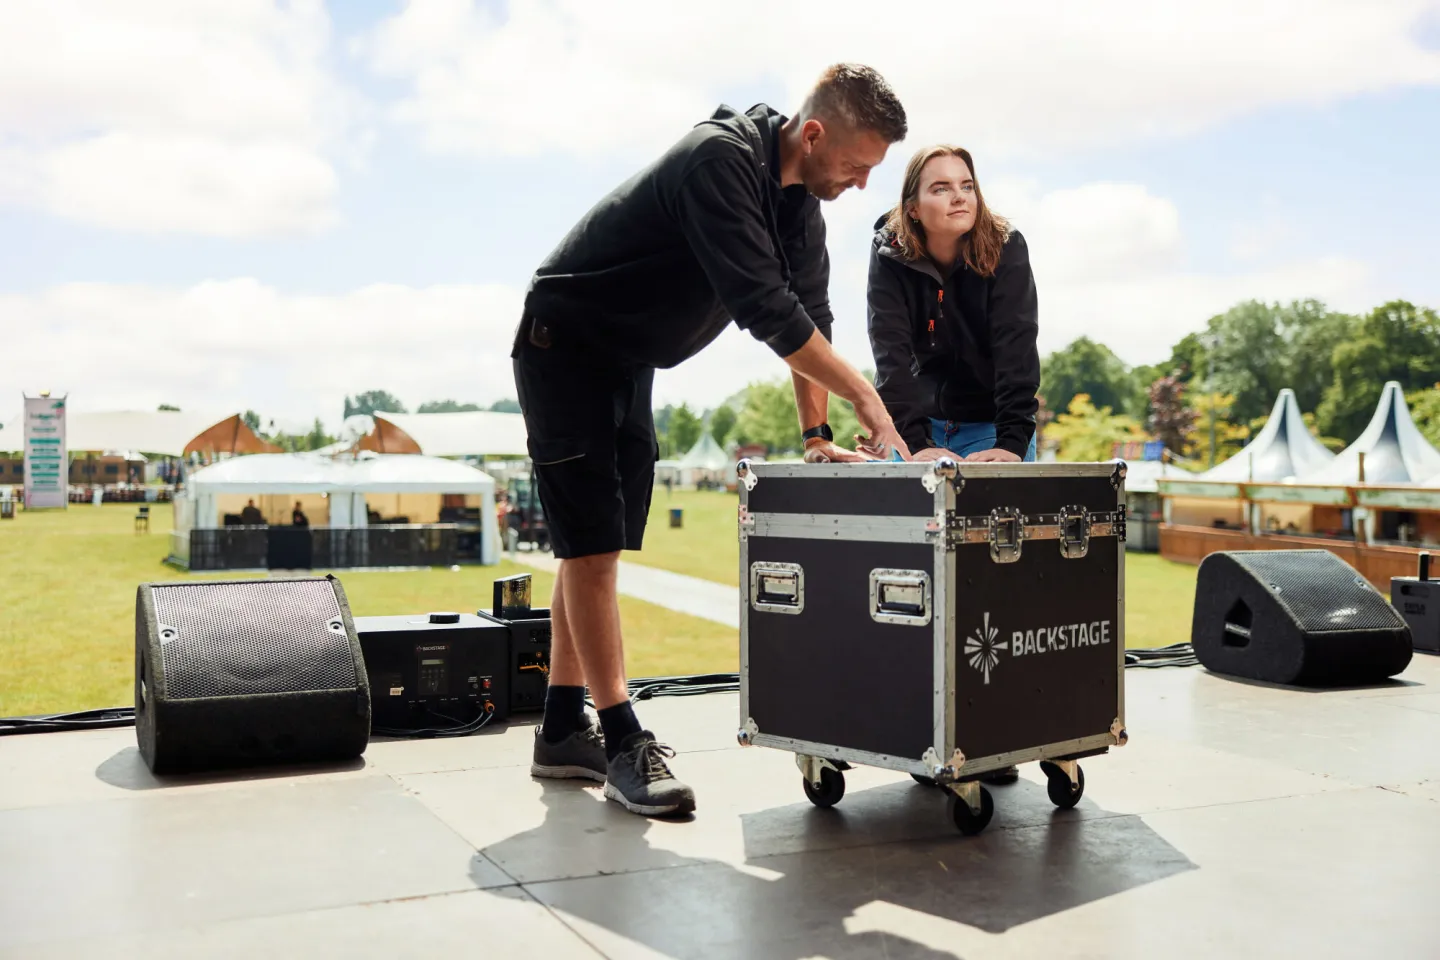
[736,458,1130,835]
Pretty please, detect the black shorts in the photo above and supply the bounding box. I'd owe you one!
[512,315,657,559]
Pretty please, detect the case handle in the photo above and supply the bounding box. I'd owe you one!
[869,569,932,625]
[750,562,804,615]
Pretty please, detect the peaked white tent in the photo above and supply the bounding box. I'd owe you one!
[1299,381,1440,485]
[677,432,730,471]
[1200,389,1335,483]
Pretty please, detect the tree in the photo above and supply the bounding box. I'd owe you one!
[489,398,521,414]
[733,380,801,455]
[1201,300,1290,426]
[1188,392,1250,467]
[1126,363,1165,421]
[306,418,333,450]
[1317,301,1440,441]
[1040,337,1137,418]
[158,403,181,412]
[709,405,737,448]
[344,390,407,418]
[1147,376,1197,454]
[1406,384,1440,451]
[668,403,702,456]
[1278,300,1356,415]
[418,400,482,413]
[1044,394,1147,462]
[242,410,261,431]
[1166,331,1207,385]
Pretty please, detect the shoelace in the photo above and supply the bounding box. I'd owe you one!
[630,739,677,783]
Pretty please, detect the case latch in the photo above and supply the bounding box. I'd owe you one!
[988,507,1023,564]
[1058,505,1092,559]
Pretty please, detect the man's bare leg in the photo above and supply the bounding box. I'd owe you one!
[531,560,608,781]
[556,553,628,709]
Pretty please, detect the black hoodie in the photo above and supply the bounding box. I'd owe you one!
[520,104,832,369]
[867,220,1040,457]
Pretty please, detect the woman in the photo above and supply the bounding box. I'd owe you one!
[866,145,1040,464]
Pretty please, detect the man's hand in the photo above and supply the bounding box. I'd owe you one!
[803,438,871,463]
[853,396,911,461]
[910,447,953,462]
[965,448,1022,463]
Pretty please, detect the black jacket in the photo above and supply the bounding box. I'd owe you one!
[521,104,832,368]
[867,221,1040,456]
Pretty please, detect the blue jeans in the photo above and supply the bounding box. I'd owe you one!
[929,420,1037,462]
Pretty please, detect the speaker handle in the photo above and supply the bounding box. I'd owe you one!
[1420,552,1432,582]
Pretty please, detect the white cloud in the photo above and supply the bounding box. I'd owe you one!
[362,0,1440,161]
[0,280,525,431]
[0,0,354,236]
[0,176,1378,426]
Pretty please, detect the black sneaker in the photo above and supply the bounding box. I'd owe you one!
[530,720,606,783]
[602,731,696,817]
[981,765,1020,785]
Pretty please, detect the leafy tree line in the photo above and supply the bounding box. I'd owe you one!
[1039,298,1440,465]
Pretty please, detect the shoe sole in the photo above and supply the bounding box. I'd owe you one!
[530,763,606,783]
[603,781,696,817]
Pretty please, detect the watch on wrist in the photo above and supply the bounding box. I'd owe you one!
[802,423,833,444]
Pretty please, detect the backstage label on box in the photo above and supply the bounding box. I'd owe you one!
[963,610,1112,686]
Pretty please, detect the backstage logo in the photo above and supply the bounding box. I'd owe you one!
[966,612,1113,684]
[964,612,1007,685]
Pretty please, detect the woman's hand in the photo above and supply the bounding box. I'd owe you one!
[964,448,1022,463]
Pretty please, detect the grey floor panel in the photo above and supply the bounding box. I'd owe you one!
[3,888,603,960]
[0,774,511,951]
[0,731,374,812]
[530,787,1438,960]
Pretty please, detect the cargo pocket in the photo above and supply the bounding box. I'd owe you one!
[527,437,587,468]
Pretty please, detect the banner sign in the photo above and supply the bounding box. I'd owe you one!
[23,395,67,508]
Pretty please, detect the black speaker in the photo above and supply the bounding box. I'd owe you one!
[1391,553,1440,654]
[135,576,371,774]
[1192,550,1413,686]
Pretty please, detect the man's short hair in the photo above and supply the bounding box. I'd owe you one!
[801,63,907,143]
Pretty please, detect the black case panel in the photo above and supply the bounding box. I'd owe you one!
[950,475,1120,759]
[748,536,935,759]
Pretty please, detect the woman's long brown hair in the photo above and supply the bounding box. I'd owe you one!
[883,145,1010,277]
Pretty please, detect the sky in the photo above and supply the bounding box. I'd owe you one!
[2,0,1439,432]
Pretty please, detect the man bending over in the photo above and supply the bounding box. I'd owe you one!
[514,64,910,817]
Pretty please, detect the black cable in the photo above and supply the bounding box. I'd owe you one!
[2,651,1197,738]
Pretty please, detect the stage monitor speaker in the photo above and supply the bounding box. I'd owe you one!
[135,576,371,774]
[1192,550,1412,686]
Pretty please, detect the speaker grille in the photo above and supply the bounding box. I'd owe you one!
[1233,551,1401,632]
[152,580,357,700]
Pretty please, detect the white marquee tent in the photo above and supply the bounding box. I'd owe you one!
[177,453,499,564]
[371,411,528,457]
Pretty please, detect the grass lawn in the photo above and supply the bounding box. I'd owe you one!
[0,503,737,717]
[637,488,1198,650]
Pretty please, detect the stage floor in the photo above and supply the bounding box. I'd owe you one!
[3,656,1439,959]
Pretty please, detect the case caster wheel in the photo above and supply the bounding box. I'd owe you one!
[1040,760,1084,809]
[911,773,940,787]
[948,786,994,835]
[802,767,846,808]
